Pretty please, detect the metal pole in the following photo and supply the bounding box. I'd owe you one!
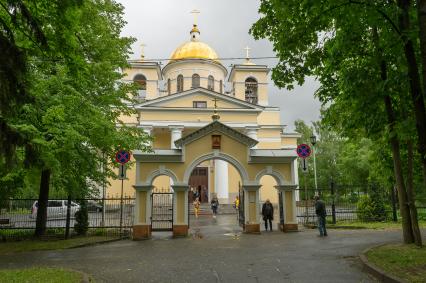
[120,164,124,236]
[101,153,106,227]
[304,174,308,225]
[313,145,318,194]
[331,181,336,224]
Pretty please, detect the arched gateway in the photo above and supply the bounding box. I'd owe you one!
[132,120,299,239]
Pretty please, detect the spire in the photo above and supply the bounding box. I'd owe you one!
[211,97,220,121]
[190,9,201,41]
[243,45,255,65]
[140,42,146,60]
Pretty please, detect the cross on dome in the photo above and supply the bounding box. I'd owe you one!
[190,9,200,25]
[140,42,146,60]
[244,46,251,59]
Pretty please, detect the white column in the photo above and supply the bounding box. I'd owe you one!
[214,160,229,202]
[291,159,300,201]
[169,126,184,149]
[245,127,259,149]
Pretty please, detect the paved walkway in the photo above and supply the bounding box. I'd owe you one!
[0,215,415,283]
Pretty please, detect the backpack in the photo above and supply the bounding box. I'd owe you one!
[264,203,272,216]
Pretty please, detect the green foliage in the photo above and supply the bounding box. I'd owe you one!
[74,201,89,236]
[357,194,389,222]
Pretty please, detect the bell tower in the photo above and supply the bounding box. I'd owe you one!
[228,47,270,106]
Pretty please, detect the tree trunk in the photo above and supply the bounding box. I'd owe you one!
[372,26,414,243]
[406,140,423,246]
[417,0,426,189]
[35,168,50,237]
[399,0,426,192]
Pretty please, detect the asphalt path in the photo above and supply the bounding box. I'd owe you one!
[1,214,422,283]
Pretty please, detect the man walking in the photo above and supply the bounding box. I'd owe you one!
[261,199,274,231]
[314,195,327,237]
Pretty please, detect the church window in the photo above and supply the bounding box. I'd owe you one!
[133,74,147,90]
[193,101,207,108]
[177,74,184,92]
[192,74,200,88]
[167,78,171,95]
[134,74,147,99]
[219,80,223,93]
[245,77,258,104]
[208,75,214,91]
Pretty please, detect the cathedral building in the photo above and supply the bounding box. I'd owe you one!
[108,22,300,237]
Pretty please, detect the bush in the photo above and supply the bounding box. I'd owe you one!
[357,194,389,222]
[74,201,89,235]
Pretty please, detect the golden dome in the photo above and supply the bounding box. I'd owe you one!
[170,41,219,62]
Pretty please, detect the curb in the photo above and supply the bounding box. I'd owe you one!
[67,237,126,249]
[359,245,406,283]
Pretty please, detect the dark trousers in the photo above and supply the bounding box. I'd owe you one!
[264,218,272,231]
[318,215,327,236]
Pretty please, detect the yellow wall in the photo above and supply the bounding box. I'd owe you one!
[285,191,294,223]
[176,191,185,223]
[155,94,244,109]
[138,191,147,223]
[257,111,281,125]
[153,131,171,149]
[123,67,159,100]
[259,175,278,204]
[140,111,258,123]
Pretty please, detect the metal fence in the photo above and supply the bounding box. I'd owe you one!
[295,183,426,224]
[0,197,135,240]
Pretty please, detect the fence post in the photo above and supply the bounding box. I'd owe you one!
[330,180,336,224]
[391,185,398,222]
[65,195,71,239]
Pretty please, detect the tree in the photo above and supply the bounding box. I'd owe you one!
[0,1,149,236]
[251,0,423,245]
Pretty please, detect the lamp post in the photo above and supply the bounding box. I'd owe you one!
[310,135,318,195]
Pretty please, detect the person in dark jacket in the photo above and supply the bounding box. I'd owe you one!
[314,195,327,237]
[261,199,274,231]
[211,195,219,218]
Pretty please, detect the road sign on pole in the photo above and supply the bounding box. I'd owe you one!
[301,158,308,173]
[118,164,126,180]
[115,150,131,164]
[296,144,311,158]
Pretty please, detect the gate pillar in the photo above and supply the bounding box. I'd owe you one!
[171,184,189,237]
[276,185,298,232]
[242,184,261,233]
[133,185,153,240]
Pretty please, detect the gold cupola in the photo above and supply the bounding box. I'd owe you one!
[169,24,220,62]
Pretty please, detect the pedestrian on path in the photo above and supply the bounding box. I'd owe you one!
[211,195,219,218]
[314,195,328,237]
[193,197,201,219]
[261,199,274,231]
[233,196,240,212]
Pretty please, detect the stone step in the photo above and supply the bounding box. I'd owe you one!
[189,204,238,215]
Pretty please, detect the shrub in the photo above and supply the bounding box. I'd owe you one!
[357,194,389,222]
[74,201,89,235]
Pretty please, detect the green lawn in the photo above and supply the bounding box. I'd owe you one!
[366,243,426,283]
[0,236,115,254]
[328,220,426,230]
[0,267,83,283]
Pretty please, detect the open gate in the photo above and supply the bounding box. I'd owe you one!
[151,192,174,231]
[238,183,245,228]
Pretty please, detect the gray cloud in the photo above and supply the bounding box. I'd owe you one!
[118,0,321,131]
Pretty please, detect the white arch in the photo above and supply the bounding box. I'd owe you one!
[255,168,286,186]
[145,168,178,185]
[183,152,249,184]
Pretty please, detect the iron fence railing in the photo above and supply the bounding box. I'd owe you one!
[0,197,134,240]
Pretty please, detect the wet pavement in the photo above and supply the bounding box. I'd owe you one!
[0,214,420,283]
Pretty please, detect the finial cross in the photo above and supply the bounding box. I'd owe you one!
[212,97,219,110]
[190,9,200,25]
[244,46,251,59]
[140,42,146,59]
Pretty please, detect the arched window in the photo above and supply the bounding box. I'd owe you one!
[207,75,214,91]
[219,80,223,93]
[167,78,171,95]
[177,74,184,92]
[134,74,147,99]
[192,74,200,88]
[245,77,258,104]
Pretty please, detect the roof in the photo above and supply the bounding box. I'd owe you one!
[174,120,258,148]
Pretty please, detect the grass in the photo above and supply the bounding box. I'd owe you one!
[0,267,83,283]
[328,220,426,230]
[366,243,426,283]
[0,235,116,255]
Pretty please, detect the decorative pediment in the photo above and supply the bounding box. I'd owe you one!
[174,120,258,148]
[135,87,264,111]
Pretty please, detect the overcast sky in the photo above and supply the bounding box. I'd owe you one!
[118,0,321,131]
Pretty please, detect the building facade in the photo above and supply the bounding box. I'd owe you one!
[108,23,300,237]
